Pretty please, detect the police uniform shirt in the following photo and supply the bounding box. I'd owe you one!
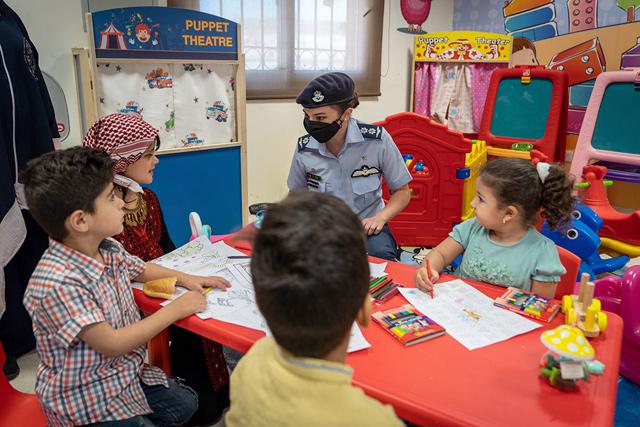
[288,118,412,220]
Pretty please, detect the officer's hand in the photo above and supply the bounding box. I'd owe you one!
[362,216,386,236]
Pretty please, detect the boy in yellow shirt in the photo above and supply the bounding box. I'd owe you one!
[225,191,403,427]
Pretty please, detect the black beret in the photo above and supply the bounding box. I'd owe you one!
[295,72,355,108]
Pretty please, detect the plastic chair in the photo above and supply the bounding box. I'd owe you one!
[554,246,580,299]
[593,266,640,384]
[0,345,46,427]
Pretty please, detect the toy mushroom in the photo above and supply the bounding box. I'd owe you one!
[539,325,595,389]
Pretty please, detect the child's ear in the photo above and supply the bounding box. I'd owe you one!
[66,210,89,233]
[504,205,519,222]
[355,296,372,328]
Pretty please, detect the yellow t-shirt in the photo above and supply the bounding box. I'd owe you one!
[225,337,404,427]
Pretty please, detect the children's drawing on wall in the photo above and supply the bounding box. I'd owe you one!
[398,0,432,34]
[511,37,540,65]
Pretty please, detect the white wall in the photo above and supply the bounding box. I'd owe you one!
[6,0,454,205]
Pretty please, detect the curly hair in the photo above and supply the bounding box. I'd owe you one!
[479,158,574,230]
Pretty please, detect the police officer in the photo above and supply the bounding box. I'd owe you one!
[288,72,411,260]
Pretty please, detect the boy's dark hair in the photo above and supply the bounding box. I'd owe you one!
[251,191,369,358]
[20,147,115,241]
[479,158,574,230]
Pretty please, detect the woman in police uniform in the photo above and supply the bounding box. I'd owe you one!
[287,72,412,260]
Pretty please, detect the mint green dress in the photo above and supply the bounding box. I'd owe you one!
[449,218,566,291]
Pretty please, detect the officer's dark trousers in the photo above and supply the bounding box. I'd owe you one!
[367,224,399,261]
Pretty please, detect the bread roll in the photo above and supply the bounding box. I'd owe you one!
[143,277,177,299]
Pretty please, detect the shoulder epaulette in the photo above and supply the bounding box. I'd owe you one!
[358,123,383,140]
[297,134,312,152]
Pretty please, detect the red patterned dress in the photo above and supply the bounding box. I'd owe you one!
[115,188,230,424]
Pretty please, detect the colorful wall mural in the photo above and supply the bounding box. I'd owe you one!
[453,0,640,138]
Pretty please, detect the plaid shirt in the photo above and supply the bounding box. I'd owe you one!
[24,238,168,426]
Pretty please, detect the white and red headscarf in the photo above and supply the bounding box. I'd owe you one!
[83,113,158,174]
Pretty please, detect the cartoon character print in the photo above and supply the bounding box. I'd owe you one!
[145,67,173,89]
[206,101,229,122]
[119,101,143,115]
[126,13,163,49]
[182,133,204,146]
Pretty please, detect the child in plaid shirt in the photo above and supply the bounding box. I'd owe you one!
[21,147,230,426]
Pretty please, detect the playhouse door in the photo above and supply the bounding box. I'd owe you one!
[382,142,465,248]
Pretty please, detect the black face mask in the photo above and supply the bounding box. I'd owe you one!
[303,117,342,143]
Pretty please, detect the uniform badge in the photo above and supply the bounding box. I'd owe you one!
[312,90,325,103]
[359,124,382,139]
[351,165,381,178]
[306,172,322,182]
[297,135,311,152]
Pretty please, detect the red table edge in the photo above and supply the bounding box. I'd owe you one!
[138,241,624,426]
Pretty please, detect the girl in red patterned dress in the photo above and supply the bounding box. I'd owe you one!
[83,113,230,425]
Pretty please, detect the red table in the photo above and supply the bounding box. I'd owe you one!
[134,242,622,427]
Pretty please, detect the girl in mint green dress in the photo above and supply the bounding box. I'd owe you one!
[416,158,574,298]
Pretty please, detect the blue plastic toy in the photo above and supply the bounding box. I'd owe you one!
[571,201,603,234]
[541,203,629,280]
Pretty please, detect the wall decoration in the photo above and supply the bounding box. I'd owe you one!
[398,0,432,34]
[454,0,640,135]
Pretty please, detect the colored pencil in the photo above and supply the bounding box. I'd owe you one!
[425,259,435,299]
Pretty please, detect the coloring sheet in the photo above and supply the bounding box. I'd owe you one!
[369,262,387,278]
[195,262,269,333]
[151,236,248,274]
[399,279,541,350]
[137,238,373,349]
[348,323,371,353]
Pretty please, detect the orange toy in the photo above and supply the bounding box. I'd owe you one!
[580,165,640,246]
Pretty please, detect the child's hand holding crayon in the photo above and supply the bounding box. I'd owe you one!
[415,258,438,298]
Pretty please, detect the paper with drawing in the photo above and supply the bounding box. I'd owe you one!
[399,279,541,350]
[139,237,371,351]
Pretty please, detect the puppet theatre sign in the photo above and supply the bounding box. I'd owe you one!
[92,7,238,60]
